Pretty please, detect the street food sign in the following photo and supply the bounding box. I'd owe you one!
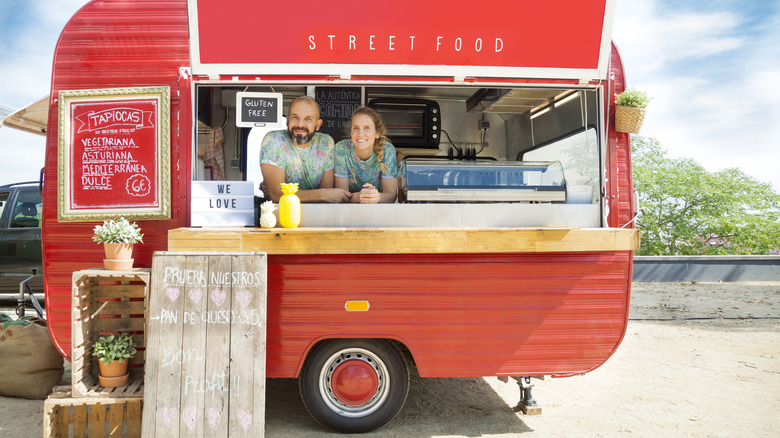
[188,0,615,80]
[57,87,170,221]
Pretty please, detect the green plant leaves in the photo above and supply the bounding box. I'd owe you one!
[615,88,651,108]
[632,136,780,255]
[92,217,144,244]
[92,332,137,365]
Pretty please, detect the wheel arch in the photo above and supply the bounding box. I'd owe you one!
[294,336,418,378]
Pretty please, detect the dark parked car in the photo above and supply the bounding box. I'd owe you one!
[0,181,43,294]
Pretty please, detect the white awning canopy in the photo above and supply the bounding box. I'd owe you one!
[1,95,49,136]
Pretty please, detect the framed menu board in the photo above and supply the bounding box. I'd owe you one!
[57,87,171,221]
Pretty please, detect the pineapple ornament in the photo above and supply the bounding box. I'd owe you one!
[279,183,301,228]
[259,200,277,228]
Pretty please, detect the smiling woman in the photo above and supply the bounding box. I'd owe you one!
[334,106,398,204]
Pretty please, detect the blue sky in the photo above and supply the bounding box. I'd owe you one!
[1,0,779,191]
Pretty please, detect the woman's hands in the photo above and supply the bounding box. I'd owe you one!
[358,183,380,203]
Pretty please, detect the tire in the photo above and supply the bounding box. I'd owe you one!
[299,339,410,433]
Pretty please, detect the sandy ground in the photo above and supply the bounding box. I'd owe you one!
[1,281,777,437]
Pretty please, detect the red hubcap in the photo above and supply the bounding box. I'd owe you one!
[330,359,379,406]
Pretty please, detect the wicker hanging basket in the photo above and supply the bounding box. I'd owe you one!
[615,105,646,134]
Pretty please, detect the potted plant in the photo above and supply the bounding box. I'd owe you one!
[92,332,137,387]
[92,217,143,270]
[614,88,651,134]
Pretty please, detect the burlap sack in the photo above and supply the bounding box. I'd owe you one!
[0,314,64,399]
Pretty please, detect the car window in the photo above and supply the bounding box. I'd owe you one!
[10,190,42,228]
[0,191,8,218]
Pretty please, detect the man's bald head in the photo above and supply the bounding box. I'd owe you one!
[289,96,321,120]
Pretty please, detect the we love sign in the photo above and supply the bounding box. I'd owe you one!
[143,252,267,437]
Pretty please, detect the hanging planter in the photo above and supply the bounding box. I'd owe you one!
[92,218,143,270]
[614,88,650,134]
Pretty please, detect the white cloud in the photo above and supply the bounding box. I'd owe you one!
[0,0,88,185]
[613,0,780,191]
[614,0,743,80]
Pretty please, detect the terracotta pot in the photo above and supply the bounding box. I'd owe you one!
[99,373,129,387]
[103,243,134,270]
[103,242,133,260]
[98,358,129,387]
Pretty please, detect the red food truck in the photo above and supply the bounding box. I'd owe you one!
[39,0,638,432]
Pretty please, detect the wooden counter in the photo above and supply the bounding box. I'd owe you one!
[168,226,640,254]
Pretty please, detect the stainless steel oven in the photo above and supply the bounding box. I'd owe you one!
[368,98,441,148]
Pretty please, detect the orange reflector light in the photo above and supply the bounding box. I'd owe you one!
[345,300,370,312]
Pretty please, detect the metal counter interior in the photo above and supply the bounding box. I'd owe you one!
[169,204,640,255]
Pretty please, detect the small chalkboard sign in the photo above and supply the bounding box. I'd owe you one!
[315,87,362,142]
[236,92,283,127]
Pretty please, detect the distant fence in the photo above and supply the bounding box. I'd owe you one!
[633,256,780,282]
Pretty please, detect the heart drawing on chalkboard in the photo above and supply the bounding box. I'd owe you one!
[160,406,178,427]
[210,289,227,307]
[182,405,199,431]
[188,288,203,304]
[206,407,222,430]
[165,288,180,302]
[237,409,253,432]
[236,290,252,308]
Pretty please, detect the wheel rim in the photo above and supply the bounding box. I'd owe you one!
[318,347,390,418]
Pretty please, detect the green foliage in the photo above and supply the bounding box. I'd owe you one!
[632,136,780,255]
[92,217,143,244]
[615,88,651,108]
[92,333,136,365]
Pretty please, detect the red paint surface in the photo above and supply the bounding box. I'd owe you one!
[605,42,636,229]
[43,0,191,357]
[43,0,635,380]
[264,252,632,378]
[194,0,608,69]
[332,360,379,405]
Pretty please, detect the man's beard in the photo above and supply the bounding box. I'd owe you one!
[289,127,313,146]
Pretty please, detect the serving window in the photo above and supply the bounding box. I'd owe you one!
[192,83,605,227]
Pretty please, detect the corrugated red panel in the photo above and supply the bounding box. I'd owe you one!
[42,0,191,358]
[606,42,636,229]
[265,252,632,378]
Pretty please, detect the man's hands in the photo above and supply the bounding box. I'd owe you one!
[317,188,352,203]
[260,164,350,203]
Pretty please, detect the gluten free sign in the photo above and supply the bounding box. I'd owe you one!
[143,252,267,437]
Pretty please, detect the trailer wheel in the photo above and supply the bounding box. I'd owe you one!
[299,339,409,433]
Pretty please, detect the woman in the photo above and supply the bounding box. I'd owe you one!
[334,107,398,203]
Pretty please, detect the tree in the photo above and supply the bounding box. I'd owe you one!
[631,136,780,255]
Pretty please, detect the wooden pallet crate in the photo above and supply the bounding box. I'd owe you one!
[71,269,150,398]
[44,386,143,438]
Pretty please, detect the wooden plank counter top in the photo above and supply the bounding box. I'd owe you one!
[168,227,640,255]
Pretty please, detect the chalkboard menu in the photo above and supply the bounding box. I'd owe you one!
[314,87,362,142]
[57,87,170,221]
[236,92,283,127]
[143,252,267,437]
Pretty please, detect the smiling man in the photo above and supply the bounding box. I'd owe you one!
[259,96,351,203]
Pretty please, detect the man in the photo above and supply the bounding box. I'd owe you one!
[259,96,351,203]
